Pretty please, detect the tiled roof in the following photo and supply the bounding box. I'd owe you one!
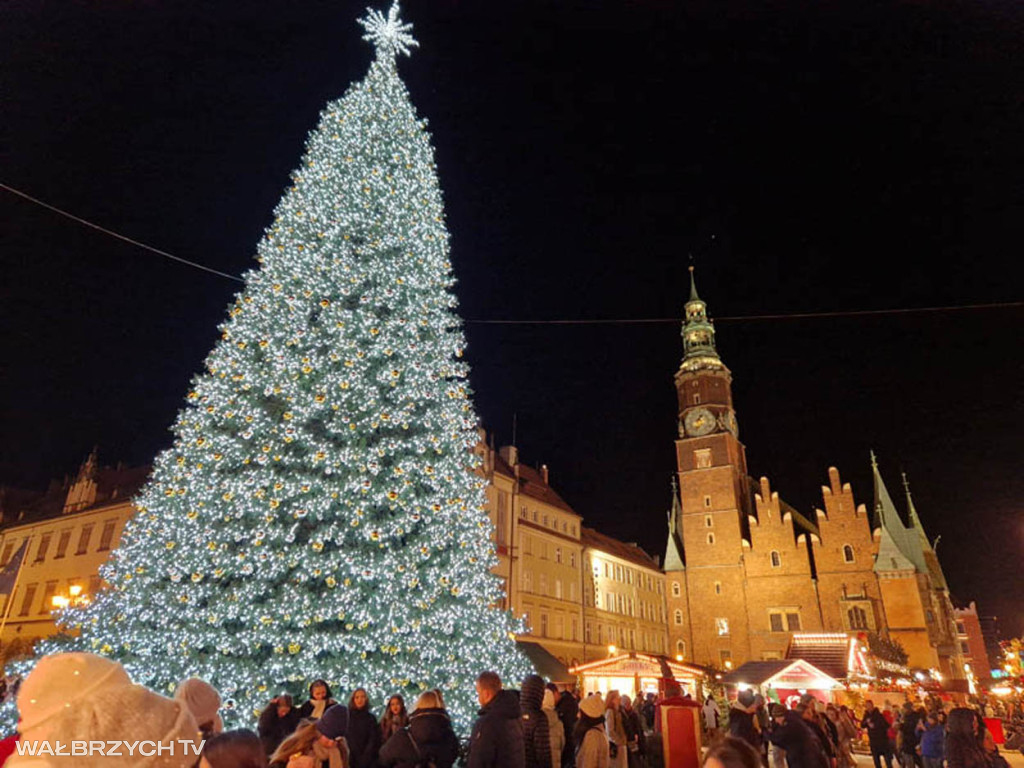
[786,635,851,679]
[582,527,660,571]
[722,660,792,685]
[493,457,576,514]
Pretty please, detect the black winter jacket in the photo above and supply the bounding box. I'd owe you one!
[257,704,302,756]
[348,707,382,768]
[556,691,578,767]
[861,710,893,750]
[520,676,552,768]
[769,711,829,768]
[378,707,460,768]
[468,689,525,768]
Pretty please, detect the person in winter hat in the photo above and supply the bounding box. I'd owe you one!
[174,677,224,741]
[521,675,552,768]
[556,689,578,768]
[541,689,564,768]
[573,694,609,768]
[7,651,200,768]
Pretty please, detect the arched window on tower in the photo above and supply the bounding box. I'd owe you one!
[707,533,715,545]
[843,544,855,563]
[674,609,683,626]
[671,581,681,598]
[676,639,686,658]
[848,606,868,630]
[770,550,781,568]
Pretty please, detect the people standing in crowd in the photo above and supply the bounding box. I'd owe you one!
[543,688,565,768]
[704,736,764,768]
[200,729,268,768]
[299,680,338,721]
[269,704,349,768]
[346,688,381,768]
[380,695,409,744]
[522,675,553,768]
[798,703,835,768]
[467,670,525,768]
[259,694,303,757]
[703,695,722,741]
[621,695,646,768]
[6,651,201,768]
[897,703,921,768]
[826,704,856,768]
[378,690,459,768]
[574,694,610,768]
[605,690,628,768]
[642,694,656,732]
[767,703,829,768]
[557,687,580,768]
[862,700,895,768]
[730,690,760,749]
[174,677,224,743]
[946,707,993,768]
[917,712,944,768]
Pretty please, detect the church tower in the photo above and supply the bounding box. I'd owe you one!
[670,267,753,669]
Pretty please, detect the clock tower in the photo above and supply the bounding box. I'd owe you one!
[670,267,754,668]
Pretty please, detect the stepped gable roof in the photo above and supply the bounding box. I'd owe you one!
[582,526,660,571]
[93,464,151,503]
[493,454,575,514]
[786,635,851,679]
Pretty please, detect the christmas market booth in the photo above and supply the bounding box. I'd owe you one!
[570,653,705,698]
[722,659,842,706]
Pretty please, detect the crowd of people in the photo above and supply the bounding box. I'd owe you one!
[711,690,1016,768]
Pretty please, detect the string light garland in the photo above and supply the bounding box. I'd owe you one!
[2,1,529,734]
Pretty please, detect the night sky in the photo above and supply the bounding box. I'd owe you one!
[2,1,1022,635]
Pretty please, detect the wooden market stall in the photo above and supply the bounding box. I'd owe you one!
[570,652,705,699]
[722,658,842,706]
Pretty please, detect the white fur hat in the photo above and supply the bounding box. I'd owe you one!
[174,677,223,734]
[10,653,200,768]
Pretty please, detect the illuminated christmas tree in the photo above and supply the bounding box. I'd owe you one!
[23,3,529,730]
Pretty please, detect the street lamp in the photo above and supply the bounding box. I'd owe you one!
[608,645,617,656]
[51,586,89,610]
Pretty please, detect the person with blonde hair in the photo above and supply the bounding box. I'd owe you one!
[378,689,459,768]
[269,705,348,768]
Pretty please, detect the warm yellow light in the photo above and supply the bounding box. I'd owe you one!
[724,660,733,670]
[51,596,69,608]
[675,654,683,662]
[69,585,83,597]
[608,645,616,656]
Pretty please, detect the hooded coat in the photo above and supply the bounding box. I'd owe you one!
[468,689,526,768]
[556,691,579,768]
[521,676,553,768]
[378,706,460,768]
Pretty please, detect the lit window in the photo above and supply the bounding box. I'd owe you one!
[848,606,868,630]
[695,449,712,469]
[716,618,729,636]
[676,639,686,656]
[720,649,732,664]
[770,551,781,568]
[843,544,855,563]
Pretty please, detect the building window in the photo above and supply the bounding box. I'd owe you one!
[956,621,967,635]
[770,613,785,632]
[495,492,508,546]
[720,649,732,665]
[597,625,603,644]
[704,497,712,509]
[55,530,72,559]
[674,609,683,626]
[714,581,722,595]
[570,582,577,601]
[606,594,614,612]
[604,563,610,578]
[540,613,548,637]
[19,584,38,616]
[572,617,579,641]
[786,612,801,631]
[35,534,52,562]
[97,520,117,552]
[562,521,567,533]
[524,611,532,632]
[555,547,562,564]
[569,552,577,568]
[671,581,681,598]
[40,581,58,613]
[539,573,548,595]
[693,393,701,404]
[847,606,868,630]
[543,514,549,527]
[960,641,970,655]
[695,449,712,469]
[842,544,855,563]
[770,550,781,568]
[522,570,532,592]
[585,622,592,643]
[707,533,715,545]
[0,542,14,565]
[716,618,729,636]
[523,534,532,556]
[88,575,102,597]
[555,579,563,599]
[532,510,538,523]
[520,507,528,518]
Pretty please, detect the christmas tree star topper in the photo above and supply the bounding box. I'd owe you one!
[358,2,418,58]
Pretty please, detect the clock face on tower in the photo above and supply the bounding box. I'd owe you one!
[684,407,717,437]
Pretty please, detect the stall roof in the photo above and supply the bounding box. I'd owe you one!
[570,652,705,680]
[786,634,854,679]
[722,659,841,689]
[517,641,575,683]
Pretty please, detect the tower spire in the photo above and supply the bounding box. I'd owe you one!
[679,266,723,372]
[901,471,932,551]
[872,452,927,574]
[664,475,685,571]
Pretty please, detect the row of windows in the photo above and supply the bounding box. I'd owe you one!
[0,519,119,567]
[520,571,579,602]
[670,580,722,599]
[522,610,579,642]
[3,576,103,618]
[596,590,665,623]
[584,622,666,654]
[518,505,578,538]
[521,535,578,568]
[591,559,662,594]
[695,539,856,566]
